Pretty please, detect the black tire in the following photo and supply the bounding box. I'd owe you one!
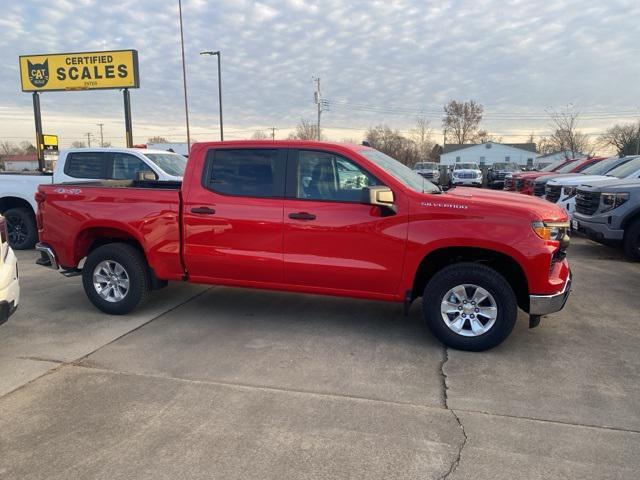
[82,243,150,315]
[422,262,518,351]
[4,207,37,250]
[623,220,640,262]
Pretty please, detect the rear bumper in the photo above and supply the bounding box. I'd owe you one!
[529,271,572,316]
[36,242,59,270]
[0,248,20,325]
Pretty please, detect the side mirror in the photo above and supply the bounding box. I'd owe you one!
[366,186,396,214]
[136,171,157,181]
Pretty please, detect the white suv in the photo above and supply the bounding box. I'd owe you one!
[0,215,19,325]
[451,162,482,187]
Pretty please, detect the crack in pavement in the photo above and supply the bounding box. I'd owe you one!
[439,346,468,480]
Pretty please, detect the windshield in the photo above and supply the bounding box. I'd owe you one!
[581,157,624,175]
[360,149,439,194]
[144,153,187,177]
[492,163,519,171]
[455,163,479,170]
[606,157,640,178]
[541,159,571,172]
[556,160,582,173]
[414,162,437,170]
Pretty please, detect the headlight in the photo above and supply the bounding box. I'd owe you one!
[433,171,440,178]
[532,221,569,241]
[601,192,629,212]
[563,186,577,198]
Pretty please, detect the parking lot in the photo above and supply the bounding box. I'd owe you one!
[0,235,638,479]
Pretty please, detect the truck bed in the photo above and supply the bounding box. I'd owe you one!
[37,181,184,280]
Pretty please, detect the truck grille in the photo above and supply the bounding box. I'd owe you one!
[496,172,507,180]
[504,177,513,190]
[575,190,600,215]
[420,172,435,179]
[545,184,562,203]
[515,179,524,190]
[533,182,546,197]
[455,172,477,179]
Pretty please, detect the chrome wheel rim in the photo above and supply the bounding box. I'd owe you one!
[440,284,498,337]
[93,260,130,303]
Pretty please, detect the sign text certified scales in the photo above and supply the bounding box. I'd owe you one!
[19,50,139,92]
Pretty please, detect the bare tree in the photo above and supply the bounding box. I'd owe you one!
[410,117,435,161]
[365,125,420,166]
[147,136,169,143]
[475,130,503,144]
[0,141,20,155]
[442,100,484,144]
[70,141,86,148]
[288,119,325,141]
[251,130,269,140]
[19,141,37,154]
[539,107,593,157]
[599,122,640,157]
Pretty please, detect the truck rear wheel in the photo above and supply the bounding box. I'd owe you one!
[623,220,640,262]
[422,263,518,351]
[4,207,37,250]
[82,243,150,315]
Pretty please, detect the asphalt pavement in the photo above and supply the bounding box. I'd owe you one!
[1,237,639,479]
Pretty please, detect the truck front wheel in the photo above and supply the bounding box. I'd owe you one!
[422,263,518,351]
[623,220,640,262]
[82,243,150,315]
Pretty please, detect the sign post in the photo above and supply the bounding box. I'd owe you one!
[32,92,44,171]
[19,49,140,167]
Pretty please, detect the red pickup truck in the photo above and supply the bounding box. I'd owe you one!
[35,141,572,351]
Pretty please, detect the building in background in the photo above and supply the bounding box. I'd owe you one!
[1,154,39,171]
[440,142,538,167]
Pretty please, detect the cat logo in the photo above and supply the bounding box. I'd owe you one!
[28,59,49,88]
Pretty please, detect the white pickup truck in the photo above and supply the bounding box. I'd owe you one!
[0,148,186,249]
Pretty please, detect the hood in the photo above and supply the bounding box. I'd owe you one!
[547,174,611,187]
[514,171,557,181]
[579,177,640,192]
[415,167,439,172]
[452,169,481,174]
[442,187,567,222]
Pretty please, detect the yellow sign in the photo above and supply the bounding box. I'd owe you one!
[19,50,139,92]
[42,134,58,150]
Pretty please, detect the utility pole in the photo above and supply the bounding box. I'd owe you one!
[178,0,191,154]
[97,123,104,147]
[270,126,277,140]
[85,132,92,147]
[314,77,322,141]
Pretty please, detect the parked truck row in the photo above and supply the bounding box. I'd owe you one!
[504,155,640,261]
[34,141,572,351]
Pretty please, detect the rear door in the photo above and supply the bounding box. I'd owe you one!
[182,148,287,284]
[282,148,406,296]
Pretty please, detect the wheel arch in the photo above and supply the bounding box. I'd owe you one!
[411,246,530,312]
[0,196,35,216]
[621,208,640,231]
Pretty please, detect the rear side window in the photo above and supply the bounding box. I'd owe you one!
[111,153,155,179]
[204,149,286,198]
[64,152,109,179]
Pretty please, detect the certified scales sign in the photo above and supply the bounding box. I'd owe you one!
[19,50,139,92]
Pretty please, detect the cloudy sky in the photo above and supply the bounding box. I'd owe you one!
[1,0,639,148]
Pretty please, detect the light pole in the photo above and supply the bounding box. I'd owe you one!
[200,50,224,141]
[178,0,191,154]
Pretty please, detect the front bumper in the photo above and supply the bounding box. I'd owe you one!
[571,216,624,242]
[452,179,482,186]
[529,271,572,316]
[0,248,20,325]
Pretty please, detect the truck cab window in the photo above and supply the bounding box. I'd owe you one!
[297,150,379,202]
[64,152,109,179]
[205,149,285,198]
[111,153,155,180]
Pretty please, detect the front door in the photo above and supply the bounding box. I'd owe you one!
[182,148,287,285]
[283,149,407,297]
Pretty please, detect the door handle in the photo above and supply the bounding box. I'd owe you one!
[191,206,216,215]
[288,212,316,221]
